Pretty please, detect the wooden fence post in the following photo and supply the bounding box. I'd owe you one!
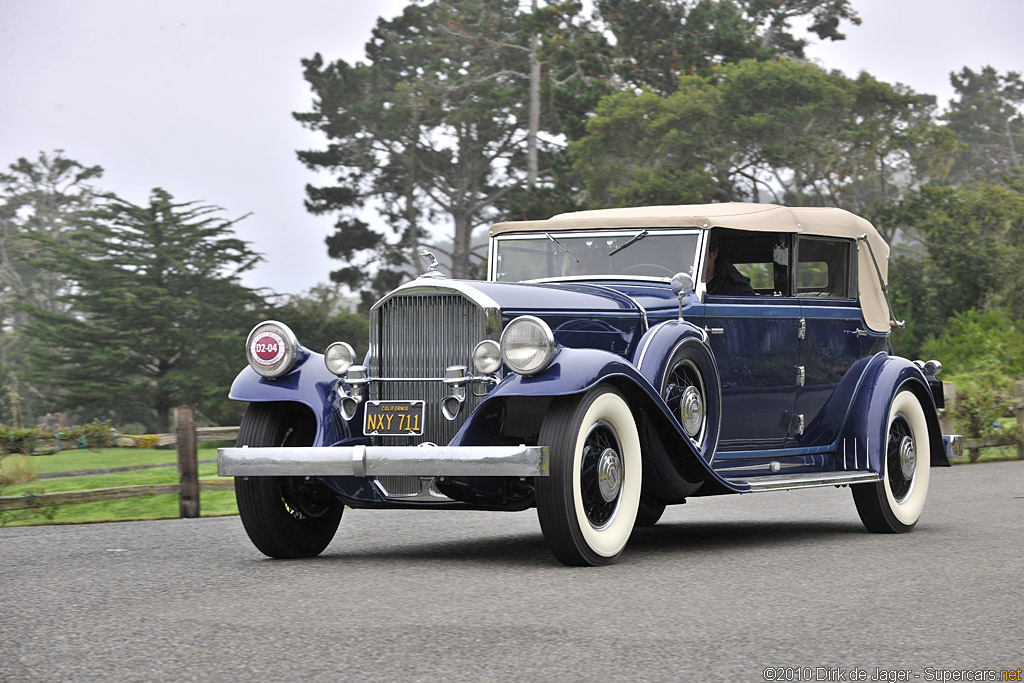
[176,406,200,518]
[940,381,957,436]
[1016,381,1024,461]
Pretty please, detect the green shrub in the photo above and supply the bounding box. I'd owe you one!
[0,419,115,455]
[920,308,1024,377]
[948,361,1016,462]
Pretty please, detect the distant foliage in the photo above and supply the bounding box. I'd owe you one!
[0,150,106,422]
[0,419,115,455]
[570,59,953,222]
[297,0,863,299]
[267,284,370,358]
[19,188,265,433]
[943,66,1024,183]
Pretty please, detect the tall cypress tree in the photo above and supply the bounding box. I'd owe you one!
[21,188,264,432]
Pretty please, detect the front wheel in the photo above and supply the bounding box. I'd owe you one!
[660,339,721,462]
[851,389,931,533]
[535,385,642,566]
[234,403,344,558]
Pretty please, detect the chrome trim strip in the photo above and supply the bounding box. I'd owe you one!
[729,471,880,492]
[634,320,673,369]
[219,445,550,477]
[372,279,502,319]
[714,461,807,473]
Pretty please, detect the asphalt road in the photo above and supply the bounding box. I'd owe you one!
[1,461,1021,682]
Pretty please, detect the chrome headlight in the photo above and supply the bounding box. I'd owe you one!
[472,340,502,374]
[246,321,300,379]
[325,341,356,376]
[500,316,557,375]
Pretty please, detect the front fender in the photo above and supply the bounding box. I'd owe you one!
[452,344,743,497]
[228,353,351,446]
[838,355,949,472]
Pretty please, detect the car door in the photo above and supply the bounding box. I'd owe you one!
[703,230,802,450]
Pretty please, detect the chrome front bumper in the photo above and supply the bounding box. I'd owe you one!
[217,444,549,478]
[943,434,965,459]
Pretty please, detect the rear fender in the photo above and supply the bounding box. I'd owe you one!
[837,356,949,472]
[228,354,351,446]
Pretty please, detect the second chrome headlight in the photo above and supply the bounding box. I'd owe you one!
[500,316,557,375]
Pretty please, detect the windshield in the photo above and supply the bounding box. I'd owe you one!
[492,229,701,283]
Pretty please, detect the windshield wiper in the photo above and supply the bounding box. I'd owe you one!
[608,229,648,256]
[545,232,578,262]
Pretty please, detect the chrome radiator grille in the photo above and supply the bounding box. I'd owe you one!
[370,291,491,446]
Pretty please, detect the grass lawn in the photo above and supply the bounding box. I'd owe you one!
[0,445,237,527]
[1,443,225,476]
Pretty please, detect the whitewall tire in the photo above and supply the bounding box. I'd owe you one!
[852,389,931,533]
[535,385,642,565]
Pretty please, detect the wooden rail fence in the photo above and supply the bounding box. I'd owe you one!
[0,407,239,517]
[3,384,1021,516]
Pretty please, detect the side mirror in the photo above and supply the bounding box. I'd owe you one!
[671,272,695,320]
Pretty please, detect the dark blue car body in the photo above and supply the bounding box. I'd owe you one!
[221,203,961,565]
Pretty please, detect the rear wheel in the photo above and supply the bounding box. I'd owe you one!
[234,403,343,558]
[852,390,931,533]
[535,385,642,566]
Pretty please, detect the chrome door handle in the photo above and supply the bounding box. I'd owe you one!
[844,328,869,337]
[705,326,725,335]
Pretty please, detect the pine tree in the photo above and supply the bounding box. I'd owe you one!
[20,188,264,432]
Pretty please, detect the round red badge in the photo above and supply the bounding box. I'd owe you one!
[250,330,286,366]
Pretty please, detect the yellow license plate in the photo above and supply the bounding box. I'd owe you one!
[363,400,425,436]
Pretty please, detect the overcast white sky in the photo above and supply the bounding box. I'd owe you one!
[1,0,1021,297]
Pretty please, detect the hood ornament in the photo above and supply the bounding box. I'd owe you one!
[418,249,446,279]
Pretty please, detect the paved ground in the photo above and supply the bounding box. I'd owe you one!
[1,461,1021,682]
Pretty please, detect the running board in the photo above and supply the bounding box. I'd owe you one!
[727,471,880,492]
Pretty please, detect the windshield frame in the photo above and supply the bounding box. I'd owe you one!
[489,228,703,284]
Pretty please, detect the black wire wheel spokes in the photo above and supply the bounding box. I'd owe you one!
[579,420,623,529]
[663,358,707,446]
[886,415,916,503]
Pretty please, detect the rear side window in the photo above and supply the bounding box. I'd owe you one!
[796,237,854,298]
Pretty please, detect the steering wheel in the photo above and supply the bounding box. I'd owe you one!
[620,263,676,277]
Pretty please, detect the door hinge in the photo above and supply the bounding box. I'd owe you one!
[797,318,806,340]
[794,414,804,436]
[795,365,805,387]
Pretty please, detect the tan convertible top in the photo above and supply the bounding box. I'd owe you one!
[489,203,892,333]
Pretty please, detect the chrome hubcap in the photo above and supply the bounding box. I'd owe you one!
[681,385,704,438]
[597,447,623,503]
[899,435,916,480]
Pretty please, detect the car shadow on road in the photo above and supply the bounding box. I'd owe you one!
[288,518,867,568]
[627,518,865,555]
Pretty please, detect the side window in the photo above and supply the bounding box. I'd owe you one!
[706,229,793,297]
[796,237,854,298]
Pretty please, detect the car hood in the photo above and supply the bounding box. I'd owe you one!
[380,277,670,359]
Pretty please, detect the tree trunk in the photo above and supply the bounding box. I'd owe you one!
[527,2,541,188]
[451,211,472,280]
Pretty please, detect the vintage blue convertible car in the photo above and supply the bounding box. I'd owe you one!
[219,203,963,566]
